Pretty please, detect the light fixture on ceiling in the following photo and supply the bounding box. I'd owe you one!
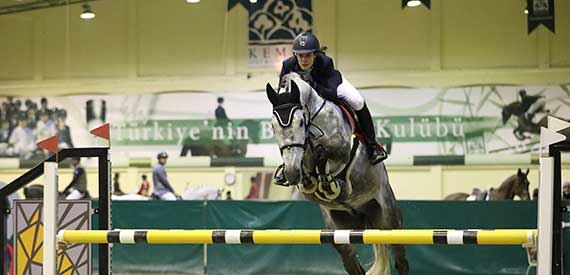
[250,0,257,3]
[80,3,95,19]
[524,8,529,14]
[186,0,200,3]
[402,0,430,9]
[406,0,421,7]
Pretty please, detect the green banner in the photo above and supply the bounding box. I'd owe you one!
[112,116,500,145]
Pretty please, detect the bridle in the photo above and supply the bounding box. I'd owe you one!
[273,97,327,155]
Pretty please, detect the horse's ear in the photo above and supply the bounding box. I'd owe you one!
[517,168,522,176]
[290,81,300,103]
[266,83,278,106]
[525,168,530,176]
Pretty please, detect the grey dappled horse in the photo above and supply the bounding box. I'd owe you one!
[266,73,408,275]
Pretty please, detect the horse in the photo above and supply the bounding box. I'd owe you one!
[501,102,570,140]
[444,168,531,200]
[266,72,408,275]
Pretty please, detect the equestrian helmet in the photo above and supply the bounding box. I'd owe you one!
[292,32,320,54]
[157,151,168,159]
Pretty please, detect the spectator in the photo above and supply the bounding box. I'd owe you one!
[113,173,125,196]
[56,110,74,148]
[215,97,229,121]
[532,188,539,200]
[245,176,259,200]
[152,152,177,200]
[137,174,151,197]
[0,120,11,143]
[563,181,570,200]
[38,97,52,118]
[62,157,88,200]
[8,114,36,159]
[225,190,233,200]
[35,110,56,141]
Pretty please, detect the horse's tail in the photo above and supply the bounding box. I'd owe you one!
[366,244,390,275]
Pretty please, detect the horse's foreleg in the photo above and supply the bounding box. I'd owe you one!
[332,244,366,275]
[321,208,366,275]
[362,199,409,275]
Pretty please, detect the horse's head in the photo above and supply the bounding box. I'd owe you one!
[501,102,523,125]
[514,168,531,200]
[266,80,307,185]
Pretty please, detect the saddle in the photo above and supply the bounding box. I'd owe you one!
[336,100,366,144]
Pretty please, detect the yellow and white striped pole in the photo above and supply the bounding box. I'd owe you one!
[58,229,537,246]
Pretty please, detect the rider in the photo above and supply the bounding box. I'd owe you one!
[273,32,387,184]
[519,89,546,122]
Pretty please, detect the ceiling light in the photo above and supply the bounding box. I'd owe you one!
[80,4,95,20]
[186,0,200,3]
[406,0,421,7]
[524,8,529,14]
[250,0,257,3]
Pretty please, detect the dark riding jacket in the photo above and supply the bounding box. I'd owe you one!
[279,54,342,102]
[520,95,542,112]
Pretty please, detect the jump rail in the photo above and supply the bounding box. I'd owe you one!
[58,229,537,245]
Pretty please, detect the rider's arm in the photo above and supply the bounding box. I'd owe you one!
[313,56,341,101]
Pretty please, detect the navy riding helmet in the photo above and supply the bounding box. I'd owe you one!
[292,32,320,54]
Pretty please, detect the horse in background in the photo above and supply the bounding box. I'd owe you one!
[266,73,408,275]
[444,168,531,200]
[501,102,570,140]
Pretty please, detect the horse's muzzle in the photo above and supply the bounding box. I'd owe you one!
[284,165,303,185]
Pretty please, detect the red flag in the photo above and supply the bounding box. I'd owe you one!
[90,123,110,140]
[37,135,58,153]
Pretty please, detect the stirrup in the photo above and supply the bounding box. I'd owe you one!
[272,164,289,186]
[368,144,388,165]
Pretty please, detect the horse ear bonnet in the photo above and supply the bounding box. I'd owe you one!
[273,103,301,127]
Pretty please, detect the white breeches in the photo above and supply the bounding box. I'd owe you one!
[160,192,177,201]
[526,99,546,115]
[337,76,365,111]
[65,189,83,200]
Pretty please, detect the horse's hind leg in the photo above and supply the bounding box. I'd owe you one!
[321,207,366,275]
[362,199,409,275]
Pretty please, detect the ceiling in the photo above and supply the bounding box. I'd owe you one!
[0,0,94,16]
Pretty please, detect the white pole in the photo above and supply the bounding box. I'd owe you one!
[537,157,554,275]
[43,162,58,275]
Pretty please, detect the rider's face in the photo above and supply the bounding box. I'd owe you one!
[296,52,316,70]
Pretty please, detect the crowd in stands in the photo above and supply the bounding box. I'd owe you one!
[0,97,72,159]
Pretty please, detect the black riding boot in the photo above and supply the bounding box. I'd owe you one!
[355,104,387,164]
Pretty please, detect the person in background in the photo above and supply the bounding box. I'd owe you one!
[245,176,259,200]
[563,181,570,200]
[225,190,233,200]
[113,172,125,196]
[152,152,177,200]
[62,157,87,200]
[215,97,229,122]
[532,188,539,201]
[56,110,74,148]
[519,89,546,122]
[34,110,56,141]
[8,114,36,159]
[137,174,151,197]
